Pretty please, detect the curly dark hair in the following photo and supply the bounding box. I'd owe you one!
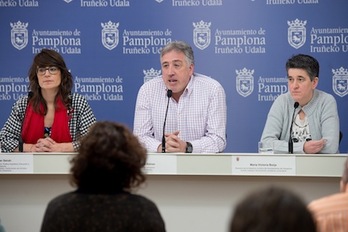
[70,121,147,193]
[28,49,73,114]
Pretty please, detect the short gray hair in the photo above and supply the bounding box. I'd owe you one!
[160,41,195,66]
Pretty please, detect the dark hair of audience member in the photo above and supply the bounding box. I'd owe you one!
[230,186,317,232]
[69,121,147,193]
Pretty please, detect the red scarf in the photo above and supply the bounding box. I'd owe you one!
[21,98,72,144]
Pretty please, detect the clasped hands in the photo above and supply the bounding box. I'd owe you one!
[158,130,186,153]
[31,137,57,152]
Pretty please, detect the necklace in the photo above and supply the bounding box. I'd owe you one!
[293,114,308,128]
[44,127,51,138]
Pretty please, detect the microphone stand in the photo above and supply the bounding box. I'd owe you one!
[162,90,172,153]
[289,102,299,154]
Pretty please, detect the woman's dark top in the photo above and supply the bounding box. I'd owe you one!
[40,190,166,232]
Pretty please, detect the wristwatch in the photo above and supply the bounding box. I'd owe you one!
[186,142,193,153]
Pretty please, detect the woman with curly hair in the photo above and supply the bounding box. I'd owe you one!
[41,121,166,232]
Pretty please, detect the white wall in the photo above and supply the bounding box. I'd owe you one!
[0,174,340,232]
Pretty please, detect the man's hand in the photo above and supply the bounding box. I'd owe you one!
[159,131,186,153]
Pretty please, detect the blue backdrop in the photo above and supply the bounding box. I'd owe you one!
[0,0,347,153]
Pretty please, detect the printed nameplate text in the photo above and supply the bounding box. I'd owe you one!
[231,155,296,175]
[0,154,34,173]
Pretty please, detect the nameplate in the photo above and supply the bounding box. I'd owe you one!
[0,154,34,173]
[144,154,177,174]
[231,155,296,175]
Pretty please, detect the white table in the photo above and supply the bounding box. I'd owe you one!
[0,153,346,232]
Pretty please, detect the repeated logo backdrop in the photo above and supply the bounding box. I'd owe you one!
[0,0,347,153]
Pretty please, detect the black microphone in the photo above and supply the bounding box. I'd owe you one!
[289,101,299,154]
[162,89,172,153]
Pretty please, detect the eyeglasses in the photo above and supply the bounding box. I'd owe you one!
[37,66,59,75]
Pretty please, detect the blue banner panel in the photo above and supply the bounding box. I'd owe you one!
[0,0,347,153]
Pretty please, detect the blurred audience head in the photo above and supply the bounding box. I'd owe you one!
[230,186,316,232]
[70,121,147,193]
